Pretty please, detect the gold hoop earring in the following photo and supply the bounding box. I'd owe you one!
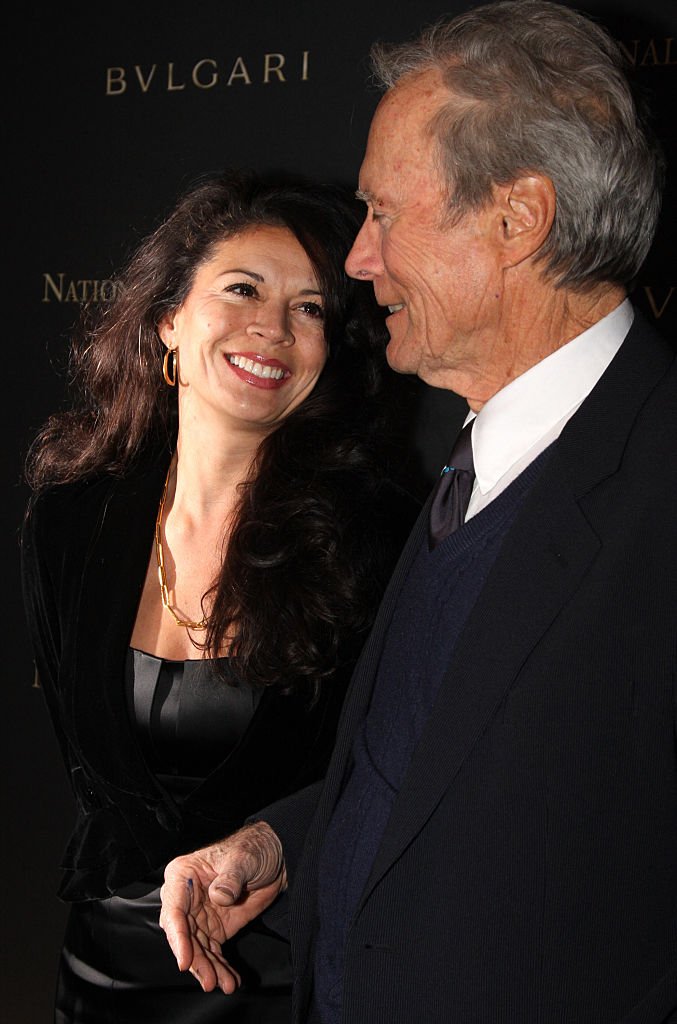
[163,349,177,387]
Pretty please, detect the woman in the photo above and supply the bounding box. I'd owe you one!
[21,170,418,1023]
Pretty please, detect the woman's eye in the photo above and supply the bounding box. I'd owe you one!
[297,301,325,320]
[225,282,258,298]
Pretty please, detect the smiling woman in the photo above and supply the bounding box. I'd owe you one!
[20,170,419,1023]
[158,226,329,436]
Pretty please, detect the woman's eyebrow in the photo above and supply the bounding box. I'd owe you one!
[218,267,265,281]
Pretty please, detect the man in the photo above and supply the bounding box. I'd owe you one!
[160,2,677,1020]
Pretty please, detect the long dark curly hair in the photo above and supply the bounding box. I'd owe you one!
[26,169,403,695]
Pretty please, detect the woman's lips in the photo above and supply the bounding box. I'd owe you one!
[224,351,291,389]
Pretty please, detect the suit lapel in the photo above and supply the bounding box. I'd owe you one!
[289,502,432,963]
[359,313,675,905]
[312,501,432,806]
[360,460,599,904]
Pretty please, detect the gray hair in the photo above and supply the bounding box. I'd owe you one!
[370,0,664,291]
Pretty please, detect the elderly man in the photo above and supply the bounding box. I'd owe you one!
[160,2,677,1021]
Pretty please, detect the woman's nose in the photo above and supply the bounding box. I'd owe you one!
[246,302,292,344]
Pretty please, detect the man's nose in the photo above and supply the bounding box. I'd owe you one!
[345,215,384,280]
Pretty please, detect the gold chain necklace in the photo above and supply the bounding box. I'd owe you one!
[155,463,208,631]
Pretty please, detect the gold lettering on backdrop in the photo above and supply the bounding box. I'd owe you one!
[227,56,252,86]
[167,62,186,91]
[643,286,675,319]
[263,53,286,83]
[42,274,121,303]
[135,65,157,92]
[106,67,127,95]
[105,52,311,93]
[619,40,639,64]
[619,38,676,66]
[43,272,66,301]
[193,59,218,89]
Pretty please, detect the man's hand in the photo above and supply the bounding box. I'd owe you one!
[159,821,287,994]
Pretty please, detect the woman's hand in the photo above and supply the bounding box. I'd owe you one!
[159,821,287,994]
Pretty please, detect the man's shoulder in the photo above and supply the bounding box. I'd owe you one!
[581,307,675,425]
[624,311,677,429]
[625,308,675,375]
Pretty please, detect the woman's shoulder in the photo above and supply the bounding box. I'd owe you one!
[26,473,118,540]
[26,444,169,536]
[22,477,117,595]
[24,463,154,569]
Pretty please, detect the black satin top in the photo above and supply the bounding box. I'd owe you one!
[21,460,420,900]
[126,649,263,798]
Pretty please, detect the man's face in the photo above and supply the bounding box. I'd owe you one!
[345,70,505,403]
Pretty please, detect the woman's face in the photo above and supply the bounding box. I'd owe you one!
[159,225,329,435]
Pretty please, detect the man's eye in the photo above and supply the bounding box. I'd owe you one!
[225,282,258,297]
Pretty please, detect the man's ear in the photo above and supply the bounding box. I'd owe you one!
[495,174,556,266]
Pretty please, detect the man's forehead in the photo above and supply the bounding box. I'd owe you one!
[357,119,441,203]
[360,73,449,165]
[376,69,450,126]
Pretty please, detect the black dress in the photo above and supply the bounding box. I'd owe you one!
[55,651,293,1024]
[21,461,420,1023]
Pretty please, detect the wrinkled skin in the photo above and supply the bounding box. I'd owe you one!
[159,821,287,994]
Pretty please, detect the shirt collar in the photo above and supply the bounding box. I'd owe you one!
[468,299,634,495]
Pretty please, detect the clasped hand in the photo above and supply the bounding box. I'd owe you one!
[159,821,287,994]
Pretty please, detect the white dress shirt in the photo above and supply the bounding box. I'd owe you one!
[464,299,634,520]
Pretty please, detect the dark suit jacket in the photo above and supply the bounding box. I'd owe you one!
[21,447,418,902]
[264,313,677,1024]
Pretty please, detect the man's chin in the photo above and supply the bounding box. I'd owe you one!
[385,333,421,376]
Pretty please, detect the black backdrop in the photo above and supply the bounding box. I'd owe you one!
[5,2,675,1019]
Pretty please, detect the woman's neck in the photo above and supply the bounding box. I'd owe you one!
[170,417,265,523]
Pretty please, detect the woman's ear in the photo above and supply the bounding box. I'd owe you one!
[496,174,556,267]
[157,312,177,349]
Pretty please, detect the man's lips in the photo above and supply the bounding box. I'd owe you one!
[224,351,291,388]
[380,302,405,318]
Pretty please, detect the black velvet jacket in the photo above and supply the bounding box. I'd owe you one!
[21,448,418,902]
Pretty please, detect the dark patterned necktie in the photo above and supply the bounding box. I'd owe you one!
[428,419,476,549]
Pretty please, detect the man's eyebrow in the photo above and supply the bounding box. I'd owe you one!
[355,189,377,205]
